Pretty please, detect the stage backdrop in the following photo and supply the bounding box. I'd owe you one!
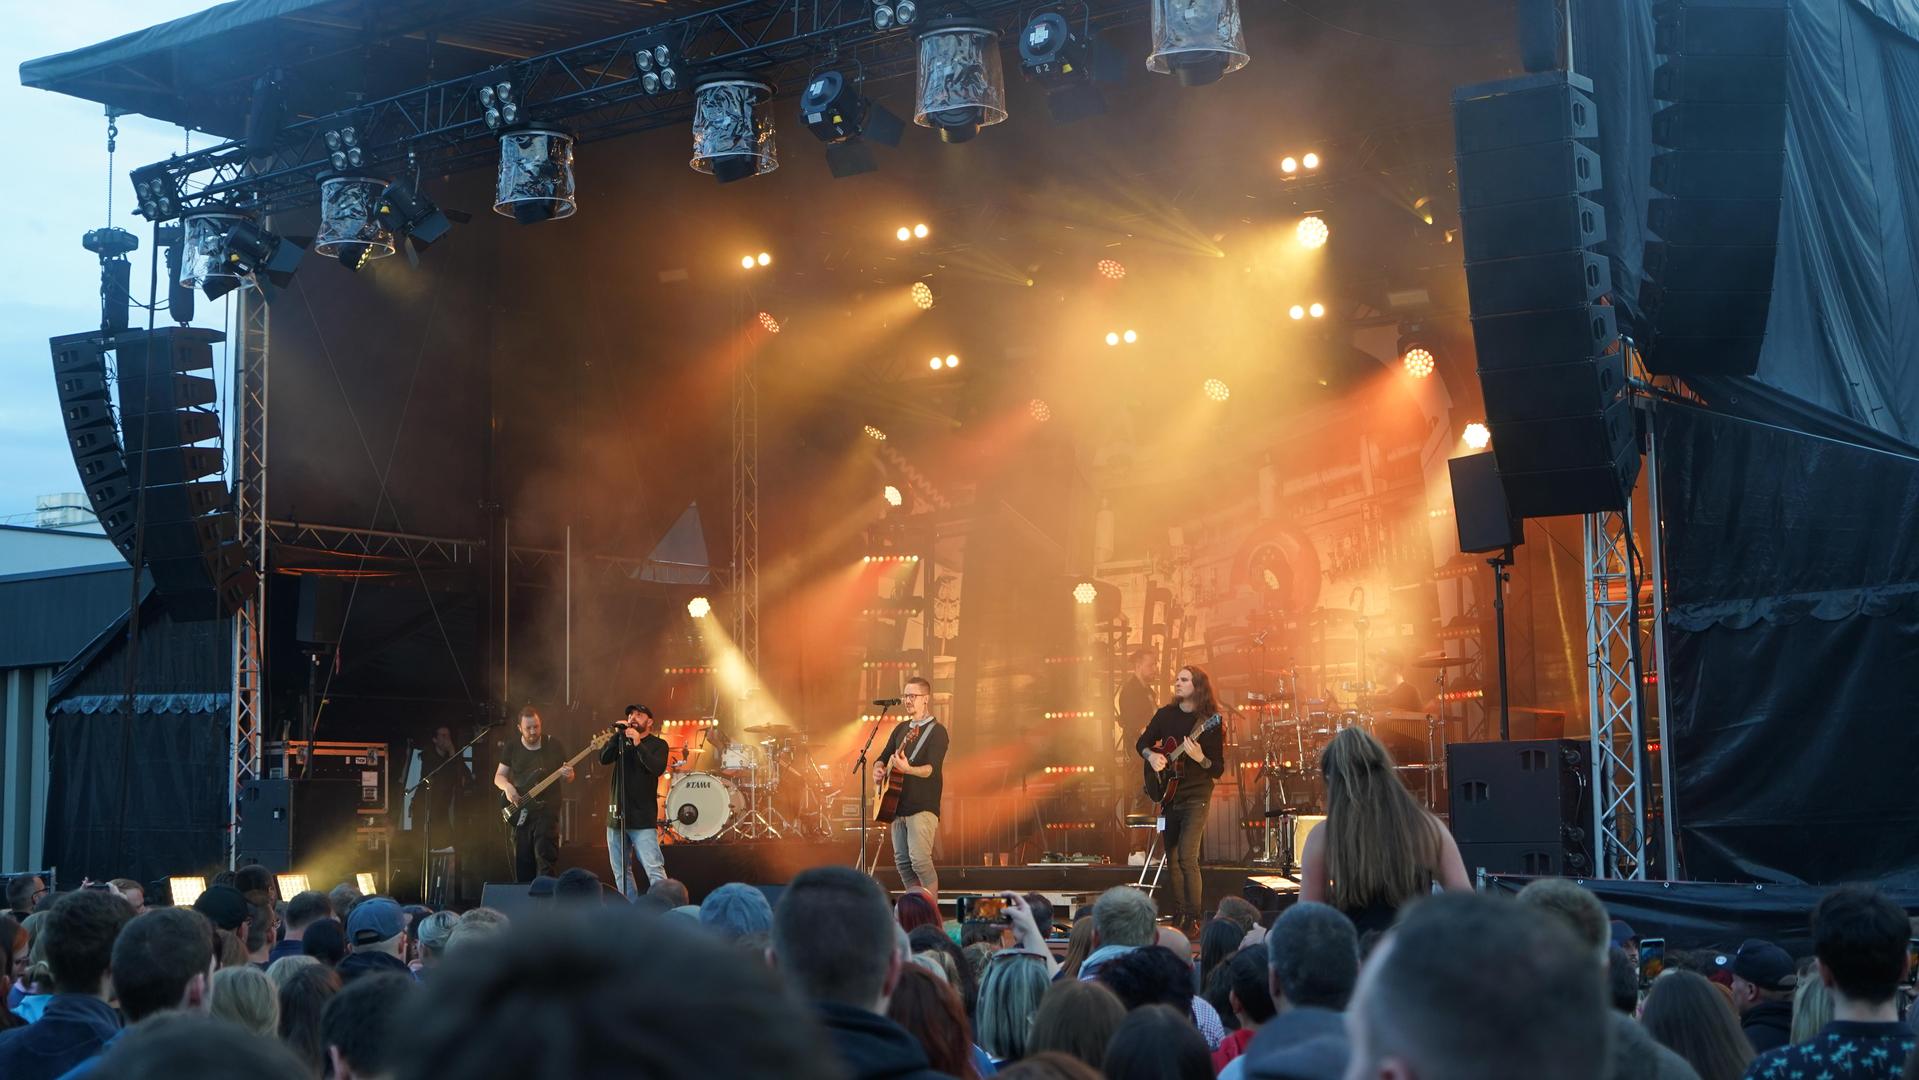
[1657,401,1919,887]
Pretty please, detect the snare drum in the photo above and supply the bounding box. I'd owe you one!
[664,772,744,842]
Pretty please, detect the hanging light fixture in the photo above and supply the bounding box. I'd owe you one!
[1146,0,1249,87]
[178,211,248,296]
[691,74,778,183]
[913,16,1008,144]
[493,128,577,224]
[315,175,396,272]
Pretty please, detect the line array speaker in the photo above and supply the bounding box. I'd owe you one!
[1453,71,1638,519]
[1639,0,1789,376]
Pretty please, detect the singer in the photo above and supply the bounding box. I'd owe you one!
[872,677,948,896]
[602,704,669,900]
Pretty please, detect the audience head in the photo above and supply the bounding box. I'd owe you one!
[1318,726,1439,911]
[416,911,459,965]
[699,883,774,942]
[1059,916,1096,982]
[215,928,250,969]
[444,919,504,957]
[1344,893,1607,1080]
[1096,945,1195,1013]
[348,897,407,956]
[886,964,980,1079]
[232,864,274,906]
[92,1011,307,1079]
[1223,947,1277,1025]
[1514,877,1610,960]
[1811,883,1909,1008]
[995,1052,1103,1080]
[208,964,279,1037]
[1023,893,1054,938]
[1728,937,1797,1014]
[45,887,132,996]
[285,890,333,935]
[276,960,343,1075]
[1266,901,1359,1011]
[554,868,606,905]
[1606,946,1639,1014]
[390,907,837,1080]
[771,866,902,1012]
[329,882,365,922]
[192,884,250,935]
[909,924,977,1017]
[976,950,1050,1061]
[1102,1003,1213,1080]
[7,873,46,915]
[266,953,322,989]
[1216,896,1261,936]
[458,907,508,929]
[243,901,275,955]
[302,917,349,966]
[895,889,943,935]
[1198,917,1244,986]
[1028,978,1124,1069]
[1789,958,1833,1044]
[112,907,214,1021]
[1639,969,1755,1080]
[647,877,690,909]
[324,971,414,1079]
[108,879,146,915]
[1091,886,1157,949]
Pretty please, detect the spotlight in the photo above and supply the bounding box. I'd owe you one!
[481,82,515,130]
[1147,0,1250,86]
[757,252,772,267]
[929,356,944,370]
[742,255,758,269]
[373,177,465,265]
[1019,11,1121,123]
[875,2,895,28]
[691,75,778,183]
[1204,378,1231,402]
[1105,332,1120,346]
[864,424,888,441]
[1123,329,1138,344]
[897,0,918,23]
[129,162,183,222]
[758,311,781,333]
[276,873,311,897]
[205,218,305,299]
[913,223,929,239]
[316,176,395,273]
[883,485,904,506]
[1309,303,1326,318]
[356,872,379,895]
[874,0,917,28]
[911,282,935,309]
[1463,422,1492,449]
[1303,151,1321,169]
[634,37,679,94]
[1296,215,1329,249]
[1288,305,1305,320]
[1097,258,1126,280]
[1029,399,1052,421]
[799,69,906,178]
[687,596,712,618]
[1402,347,1436,378]
[168,876,207,906]
[494,128,577,224]
[896,226,913,242]
[914,19,1008,143]
[944,354,959,369]
[1281,156,1298,174]
[1072,581,1098,605]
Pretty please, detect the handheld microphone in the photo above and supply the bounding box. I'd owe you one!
[872,698,902,707]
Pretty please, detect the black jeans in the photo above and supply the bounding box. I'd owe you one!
[1161,788,1210,920]
[512,808,560,882]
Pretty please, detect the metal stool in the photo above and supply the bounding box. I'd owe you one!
[1126,813,1166,897]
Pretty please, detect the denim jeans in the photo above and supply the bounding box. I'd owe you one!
[891,811,940,896]
[1161,792,1209,920]
[607,826,666,900]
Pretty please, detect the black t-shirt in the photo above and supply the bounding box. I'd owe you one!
[1115,675,1157,729]
[879,719,948,819]
[502,737,569,804]
[600,729,670,826]
[1135,704,1227,799]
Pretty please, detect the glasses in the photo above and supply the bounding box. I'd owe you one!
[902,692,929,699]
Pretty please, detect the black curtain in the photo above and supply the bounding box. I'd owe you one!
[1657,401,1919,887]
[43,707,229,885]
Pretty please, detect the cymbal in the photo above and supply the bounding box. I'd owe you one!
[745,723,794,734]
[1305,607,1361,626]
[1410,653,1474,669]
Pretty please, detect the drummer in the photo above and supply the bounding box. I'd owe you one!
[1379,656,1425,713]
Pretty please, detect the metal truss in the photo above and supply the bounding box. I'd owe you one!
[507,544,721,586]
[229,287,269,865]
[732,294,760,674]
[268,520,481,567]
[129,0,1150,223]
[1585,504,1648,879]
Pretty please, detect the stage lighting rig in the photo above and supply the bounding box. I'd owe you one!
[1147,0,1249,87]
[1462,422,1491,449]
[1018,11,1122,123]
[129,161,182,222]
[494,127,577,224]
[911,282,935,309]
[322,120,365,172]
[692,74,778,182]
[914,17,1008,144]
[374,177,467,264]
[1398,325,1438,379]
[800,70,906,179]
[82,227,137,335]
[316,175,395,272]
[873,0,920,29]
[1203,378,1231,402]
[632,36,680,95]
[203,218,305,300]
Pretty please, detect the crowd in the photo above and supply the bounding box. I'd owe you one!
[0,861,1913,1079]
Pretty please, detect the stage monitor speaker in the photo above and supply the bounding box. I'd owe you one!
[234,778,369,875]
[1449,452,1523,554]
[1641,0,1788,378]
[235,779,291,871]
[1447,738,1593,877]
[480,882,549,921]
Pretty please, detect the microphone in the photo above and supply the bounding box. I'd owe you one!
[872,698,902,707]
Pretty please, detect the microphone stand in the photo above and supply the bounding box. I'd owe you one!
[408,724,491,906]
[610,719,627,901]
[1488,545,1515,741]
[853,703,893,875]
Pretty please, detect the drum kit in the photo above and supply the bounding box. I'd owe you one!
[662,722,838,843]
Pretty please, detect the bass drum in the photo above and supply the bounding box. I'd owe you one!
[665,772,744,842]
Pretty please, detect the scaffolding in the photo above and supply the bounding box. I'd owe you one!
[228,287,268,866]
[731,293,760,707]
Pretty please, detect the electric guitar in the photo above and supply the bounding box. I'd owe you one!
[874,724,935,824]
[501,731,611,827]
[1141,713,1223,805]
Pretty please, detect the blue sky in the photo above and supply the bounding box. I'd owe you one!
[2,2,229,522]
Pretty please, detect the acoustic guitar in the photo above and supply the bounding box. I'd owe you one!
[501,730,612,827]
[874,723,936,824]
[1141,713,1223,805]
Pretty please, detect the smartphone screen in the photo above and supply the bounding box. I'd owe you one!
[1638,938,1666,982]
[1907,938,1918,984]
[972,896,1008,922]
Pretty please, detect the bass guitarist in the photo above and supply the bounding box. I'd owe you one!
[872,676,948,897]
[495,706,575,881]
[1135,665,1226,932]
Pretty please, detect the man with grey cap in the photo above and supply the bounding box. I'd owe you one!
[336,898,417,983]
[1730,938,1798,1054]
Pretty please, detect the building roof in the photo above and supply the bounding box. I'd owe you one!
[0,562,135,670]
[0,524,127,578]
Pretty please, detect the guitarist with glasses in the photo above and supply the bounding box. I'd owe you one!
[1136,665,1227,932]
[495,706,575,881]
[872,676,949,897]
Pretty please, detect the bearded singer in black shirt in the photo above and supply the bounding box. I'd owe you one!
[602,704,670,900]
[1134,665,1227,930]
[494,706,574,881]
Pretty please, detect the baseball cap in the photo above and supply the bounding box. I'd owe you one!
[699,882,774,941]
[347,896,406,945]
[527,875,558,899]
[1609,919,1636,947]
[193,885,249,932]
[1732,939,1797,992]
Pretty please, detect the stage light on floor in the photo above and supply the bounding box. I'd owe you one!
[915,19,1008,143]
[883,485,904,507]
[1073,581,1098,605]
[691,74,778,183]
[687,596,713,618]
[1402,346,1435,378]
[1309,302,1326,318]
[1463,422,1492,449]
[911,281,935,309]
[1281,156,1298,174]
[758,311,781,333]
[276,873,311,898]
[1098,258,1126,280]
[356,872,379,895]
[494,128,577,224]
[1289,304,1305,320]
[1106,331,1121,346]
[1204,378,1231,402]
[1296,215,1329,249]
[1029,399,1052,422]
[169,876,207,907]
[1147,0,1249,86]
[864,424,888,441]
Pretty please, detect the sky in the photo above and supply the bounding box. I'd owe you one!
[0,2,228,523]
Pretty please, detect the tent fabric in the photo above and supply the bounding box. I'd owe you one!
[1656,401,1919,888]
[50,693,230,716]
[42,708,230,885]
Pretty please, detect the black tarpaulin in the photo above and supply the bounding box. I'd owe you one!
[1656,400,1919,887]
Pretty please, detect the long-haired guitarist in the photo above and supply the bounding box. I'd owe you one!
[1135,665,1226,930]
[871,676,949,896]
[494,706,575,881]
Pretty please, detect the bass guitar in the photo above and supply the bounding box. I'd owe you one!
[501,730,612,827]
[1141,713,1223,805]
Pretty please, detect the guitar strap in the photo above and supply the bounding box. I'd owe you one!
[903,719,938,764]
